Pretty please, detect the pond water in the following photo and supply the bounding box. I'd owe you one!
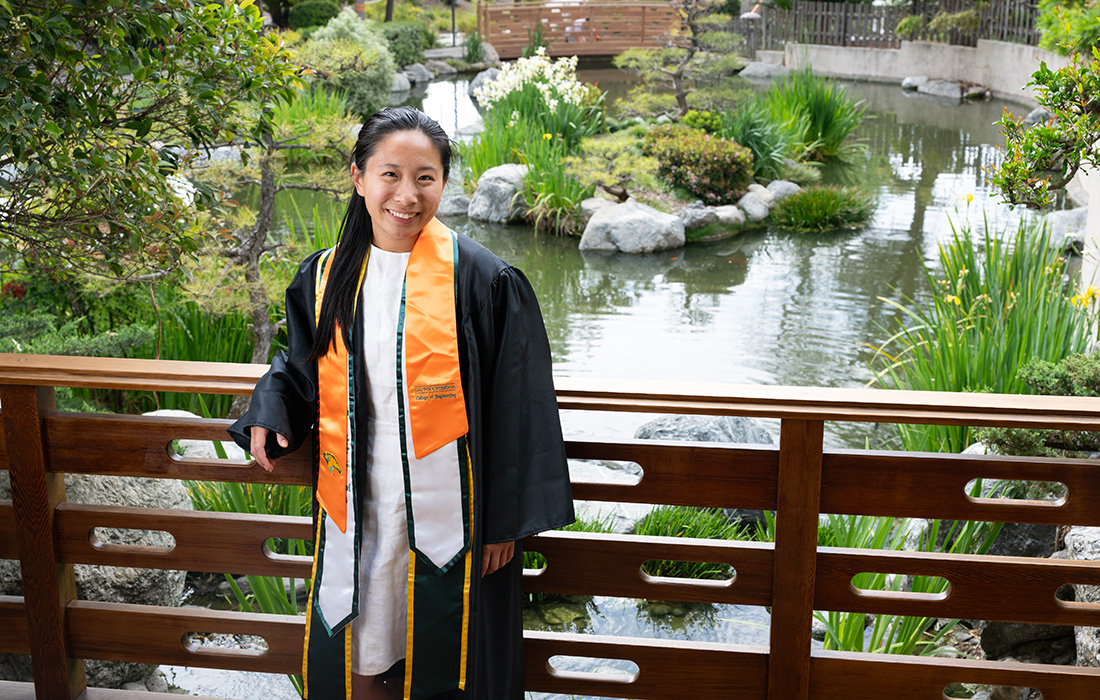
[189,69,1051,699]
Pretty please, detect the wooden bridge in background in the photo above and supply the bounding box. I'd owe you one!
[3,354,1100,698]
[477,0,682,59]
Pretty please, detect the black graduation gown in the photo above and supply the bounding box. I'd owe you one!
[227,233,574,699]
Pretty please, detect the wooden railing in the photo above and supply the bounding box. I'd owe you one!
[477,1,681,59]
[3,353,1100,699]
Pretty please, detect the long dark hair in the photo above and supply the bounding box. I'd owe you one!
[307,107,452,362]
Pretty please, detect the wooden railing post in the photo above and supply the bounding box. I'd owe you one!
[1,384,86,699]
[767,418,824,700]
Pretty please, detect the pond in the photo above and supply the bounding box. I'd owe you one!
[188,67,1050,699]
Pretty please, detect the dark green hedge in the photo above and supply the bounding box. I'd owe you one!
[288,0,340,30]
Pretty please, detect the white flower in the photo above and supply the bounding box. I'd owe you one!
[472,47,588,111]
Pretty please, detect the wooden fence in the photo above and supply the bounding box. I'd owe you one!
[477,1,681,59]
[3,354,1100,699]
[477,0,1039,60]
[741,0,1039,52]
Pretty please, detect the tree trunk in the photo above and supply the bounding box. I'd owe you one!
[228,141,279,420]
[385,0,395,22]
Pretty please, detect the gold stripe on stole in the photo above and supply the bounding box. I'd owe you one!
[302,515,324,698]
[459,441,474,688]
[403,550,417,700]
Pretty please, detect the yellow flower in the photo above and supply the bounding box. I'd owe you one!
[542,133,552,140]
[945,294,962,307]
[966,193,973,203]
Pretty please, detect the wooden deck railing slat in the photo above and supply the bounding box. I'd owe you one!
[523,530,773,605]
[1,385,86,699]
[767,419,824,700]
[821,451,1100,525]
[67,600,301,674]
[815,548,1100,625]
[524,631,770,700]
[0,595,30,654]
[55,504,312,578]
[809,650,1100,697]
[565,439,778,509]
[0,500,18,559]
[43,413,311,485]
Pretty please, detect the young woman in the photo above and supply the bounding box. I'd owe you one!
[228,107,574,700]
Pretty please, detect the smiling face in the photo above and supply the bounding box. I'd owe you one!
[352,129,446,253]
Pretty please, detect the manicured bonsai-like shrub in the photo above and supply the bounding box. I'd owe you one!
[287,0,340,30]
[380,21,435,67]
[770,185,874,232]
[294,36,395,121]
[642,125,753,205]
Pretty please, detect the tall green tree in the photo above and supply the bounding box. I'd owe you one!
[0,0,303,281]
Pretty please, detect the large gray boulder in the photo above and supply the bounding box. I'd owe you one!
[766,180,802,201]
[1065,527,1100,667]
[467,163,528,223]
[714,205,746,226]
[1024,107,1053,128]
[737,191,770,222]
[468,68,500,104]
[917,79,963,100]
[747,183,775,207]
[0,470,190,688]
[425,59,457,78]
[739,62,791,80]
[580,196,617,220]
[391,71,411,93]
[901,75,928,91]
[437,192,472,217]
[1044,206,1088,238]
[480,43,501,64]
[403,63,433,85]
[677,201,718,231]
[579,200,685,253]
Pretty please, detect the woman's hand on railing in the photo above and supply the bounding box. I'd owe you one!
[250,425,288,473]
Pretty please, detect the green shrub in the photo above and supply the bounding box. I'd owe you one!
[975,353,1100,456]
[682,109,722,134]
[565,131,661,203]
[771,185,874,232]
[464,31,485,63]
[271,87,354,167]
[718,100,799,181]
[928,9,980,36]
[294,35,395,121]
[895,15,926,39]
[642,125,753,205]
[522,134,595,237]
[1038,0,1100,55]
[870,219,1093,453]
[380,21,433,67]
[634,506,748,580]
[287,0,339,30]
[766,67,866,160]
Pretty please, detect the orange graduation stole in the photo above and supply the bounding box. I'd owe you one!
[306,218,475,700]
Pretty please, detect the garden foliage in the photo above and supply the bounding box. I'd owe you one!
[766,67,866,161]
[1037,0,1100,56]
[286,0,339,30]
[0,0,302,280]
[871,219,1093,453]
[633,506,748,580]
[770,185,874,232]
[380,20,435,67]
[463,48,605,234]
[991,48,1100,209]
[293,11,395,121]
[642,125,753,205]
[717,101,801,181]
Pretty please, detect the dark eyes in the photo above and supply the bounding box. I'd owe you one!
[380,171,434,182]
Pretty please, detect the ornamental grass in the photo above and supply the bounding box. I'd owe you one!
[770,185,875,232]
[870,218,1094,453]
[633,506,750,580]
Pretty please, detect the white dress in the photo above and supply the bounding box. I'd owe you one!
[351,245,411,675]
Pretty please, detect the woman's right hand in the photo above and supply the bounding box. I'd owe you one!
[250,425,289,473]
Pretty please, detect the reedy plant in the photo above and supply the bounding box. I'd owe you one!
[634,506,750,580]
[521,133,595,237]
[870,217,1092,453]
[770,185,875,233]
[717,100,801,181]
[765,67,866,161]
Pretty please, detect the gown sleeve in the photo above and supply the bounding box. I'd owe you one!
[477,266,575,544]
[227,252,322,459]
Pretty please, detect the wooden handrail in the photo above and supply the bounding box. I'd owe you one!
[2,353,1099,426]
[3,353,1100,699]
